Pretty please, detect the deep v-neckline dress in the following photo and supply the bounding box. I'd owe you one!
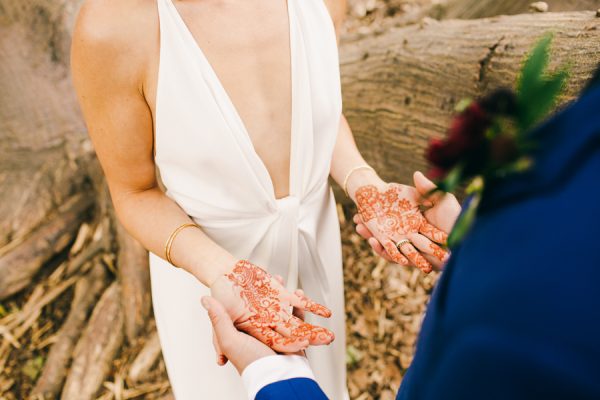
[149,0,348,398]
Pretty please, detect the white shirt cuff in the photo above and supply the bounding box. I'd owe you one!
[241,355,316,400]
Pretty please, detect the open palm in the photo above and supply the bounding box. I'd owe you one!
[210,260,334,353]
[353,172,460,271]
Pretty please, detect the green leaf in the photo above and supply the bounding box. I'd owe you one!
[437,164,465,193]
[518,70,568,130]
[448,193,481,249]
[516,33,569,131]
[517,33,553,101]
[22,356,44,381]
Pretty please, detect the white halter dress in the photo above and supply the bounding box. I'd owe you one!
[149,0,348,398]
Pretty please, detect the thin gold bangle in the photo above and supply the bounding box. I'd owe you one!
[343,165,375,197]
[165,222,200,267]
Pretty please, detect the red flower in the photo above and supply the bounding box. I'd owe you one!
[426,89,518,180]
[426,102,492,178]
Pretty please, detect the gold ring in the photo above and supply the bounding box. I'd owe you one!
[395,239,411,251]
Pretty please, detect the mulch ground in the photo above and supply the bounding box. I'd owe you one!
[339,204,439,399]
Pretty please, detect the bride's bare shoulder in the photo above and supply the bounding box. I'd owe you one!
[72,0,158,73]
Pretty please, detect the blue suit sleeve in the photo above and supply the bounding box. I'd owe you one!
[256,378,328,400]
[421,328,600,400]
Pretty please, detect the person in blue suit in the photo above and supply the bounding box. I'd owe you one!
[200,79,600,400]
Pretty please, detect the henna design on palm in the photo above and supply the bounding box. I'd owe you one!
[355,184,449,273]
[222,260,334,352]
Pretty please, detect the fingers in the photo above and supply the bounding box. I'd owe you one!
[396,241,433,274]
[414,171,441,207]
[202,296,239,360]
[239,321,309,353]
[291,292,332,318]
[356,223,375,240]
[293,290,306,321]
[368,238,394,262]
[212,330,228,366]
[414,171,437,194]
[273,314,335,346]
[419,221,449,245]
[202,296,237,338]
[355,215,393,262]
[382,240,410,266]
[409,234,449,270]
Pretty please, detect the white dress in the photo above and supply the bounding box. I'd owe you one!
[149,0,348,398]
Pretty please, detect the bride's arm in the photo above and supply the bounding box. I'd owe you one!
[71,1,333,353]
[71,1,235,287]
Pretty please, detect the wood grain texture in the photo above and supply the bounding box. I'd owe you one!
[339,11,600,192]
[116,220,151,344]
[434,0,600,20]
[0,0,100,250]
[31,263,108,399]
[0,193,94,300]
[61,282,124,400]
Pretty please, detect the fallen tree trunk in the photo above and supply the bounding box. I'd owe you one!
[116,221,151,344]
[61,282,124,400]
[433,0,600,20]
[0,194,94,300]
[339,11,600,194]
[31,263,108,398]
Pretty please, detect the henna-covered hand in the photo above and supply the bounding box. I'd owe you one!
[210,260,334,353]
[353,182,450,273]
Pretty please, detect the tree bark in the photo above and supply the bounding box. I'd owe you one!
[61,282,124,400]
[116,220,152,344]
[339,11,600,195]
[432,0,600,20]
[31,263,108,398]
[0,0,102,259]
[0,194,94,300]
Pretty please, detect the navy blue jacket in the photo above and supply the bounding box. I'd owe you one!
[257,86,600,400]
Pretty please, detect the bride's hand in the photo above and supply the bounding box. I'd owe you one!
[349,174,455,273]
[210,260,335,353]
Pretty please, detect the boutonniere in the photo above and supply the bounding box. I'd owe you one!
[426,34,568,248]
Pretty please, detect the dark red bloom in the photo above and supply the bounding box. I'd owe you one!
[426,102,492,178]
[426,89,519,180]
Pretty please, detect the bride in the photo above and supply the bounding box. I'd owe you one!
[70,0,449,398]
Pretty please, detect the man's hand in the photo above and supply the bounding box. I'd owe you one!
[201,296,275,373]
[210,260,335,354]
[413,171,461,234]
[353,172,461,271]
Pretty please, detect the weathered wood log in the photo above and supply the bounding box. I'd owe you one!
[433,0,600,20]
[128,331,162,383]
[61,282,124,400]
[0,194,94,300]
[338,11,600,198]
[31,263,108,399]
[116,220,151,344]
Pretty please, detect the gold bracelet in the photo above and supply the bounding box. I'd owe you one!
[343,165,375,197]
[165,222,200,267]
